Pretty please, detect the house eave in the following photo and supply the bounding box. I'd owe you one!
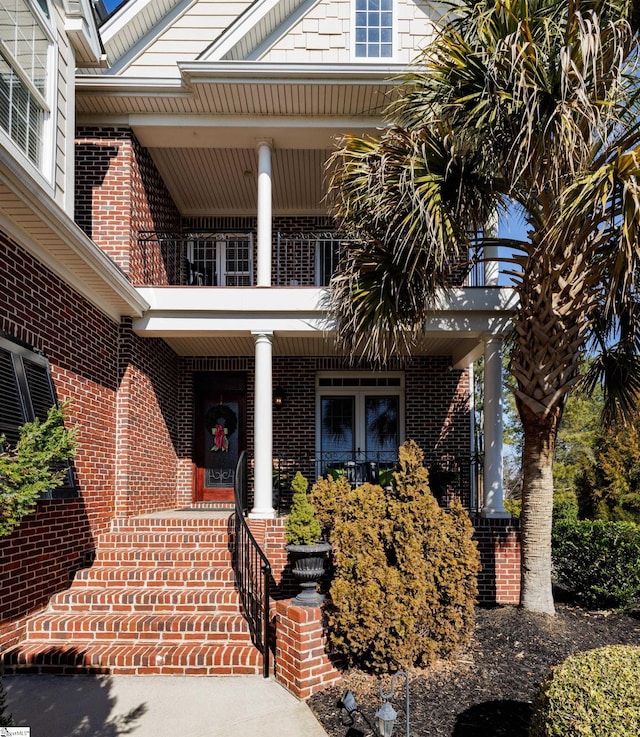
[0,147,149,323]
[178,60,411,85]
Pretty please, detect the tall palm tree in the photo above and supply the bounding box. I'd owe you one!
[328,0,640,613]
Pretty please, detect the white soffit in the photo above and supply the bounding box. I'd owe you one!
[0,149,148,322]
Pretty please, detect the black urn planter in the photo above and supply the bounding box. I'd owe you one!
[286,542,332,607]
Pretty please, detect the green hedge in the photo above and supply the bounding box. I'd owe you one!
[552,519,640,608]
[529,645,640,737]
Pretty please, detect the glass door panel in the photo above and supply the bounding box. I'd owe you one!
[365,395,399,455]
[320,396,354,464]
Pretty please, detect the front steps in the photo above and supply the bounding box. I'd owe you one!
[2,514,264,675]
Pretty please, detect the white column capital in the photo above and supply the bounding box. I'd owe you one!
[256,138,273,150]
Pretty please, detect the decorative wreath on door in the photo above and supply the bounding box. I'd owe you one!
[206,404,238,452]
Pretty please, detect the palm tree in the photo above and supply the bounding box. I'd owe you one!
[328,0,640,613]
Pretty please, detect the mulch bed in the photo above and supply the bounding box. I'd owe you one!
[308,602,640,737]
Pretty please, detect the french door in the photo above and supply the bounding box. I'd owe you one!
[316,373,404,472]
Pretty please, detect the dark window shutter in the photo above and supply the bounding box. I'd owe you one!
[0,347,26,446]
[23,358,56,421]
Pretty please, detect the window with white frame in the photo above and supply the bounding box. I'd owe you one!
[0,334,76,497]
[354,0,393,59]
[316,373,404,470]
[0,0,52,169]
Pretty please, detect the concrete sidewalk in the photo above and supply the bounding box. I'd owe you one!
[3,674,330,737]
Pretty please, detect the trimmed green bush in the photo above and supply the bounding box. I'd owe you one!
[552,519,640,609]
[529,645,640,737]
[284,471,321,545]
[0,403,77,538]
[318,440,479,673]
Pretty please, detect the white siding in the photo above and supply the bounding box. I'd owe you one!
[117,0,253,78]
[53,4,71,210]
[259,0,435,63]
[260,0,351,64]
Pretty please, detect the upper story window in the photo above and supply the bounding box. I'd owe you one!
[354,0,393,59]
[0,0,52,169]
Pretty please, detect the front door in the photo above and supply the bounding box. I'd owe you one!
[194,373,246,503]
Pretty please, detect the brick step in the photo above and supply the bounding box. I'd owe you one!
[73,566,236,587]
[49,586,241,613]
[95,531,230,547]
[96,528,229,547]
[111,517,232,532]
[93,548,232,566]
[26,612,251,642]
[2,641,263,676]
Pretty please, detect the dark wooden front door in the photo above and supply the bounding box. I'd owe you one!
[194,373,246,503]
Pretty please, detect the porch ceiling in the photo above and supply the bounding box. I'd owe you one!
[75,66,401,215]
[159,334,485,363]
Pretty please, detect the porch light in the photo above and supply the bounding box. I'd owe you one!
[375,671,409,737]
[274,385,286,409]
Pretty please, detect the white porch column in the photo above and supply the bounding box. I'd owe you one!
[251,331,275,518]
[256,139,272,287]
[482,335,508,517]
[484,210,500,286]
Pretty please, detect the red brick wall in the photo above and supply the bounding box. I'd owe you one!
[0,233,182,646]
[0,233,118,647]
[115,319,181,517]
[473,517,521,605]
[275,600,342,698]
[272,355,471,467]
[75,127,180,284]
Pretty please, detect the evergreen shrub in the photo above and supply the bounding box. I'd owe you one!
[284,471,322,545]
[0,404,77,538]
[552,519,640,608]
[317,440,479,673]
[529,645,640,737]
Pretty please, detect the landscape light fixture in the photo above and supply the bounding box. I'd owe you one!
[375,671,410,737]
[338,690,358,720]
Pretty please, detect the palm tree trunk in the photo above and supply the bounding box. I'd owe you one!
[519,407,559,614]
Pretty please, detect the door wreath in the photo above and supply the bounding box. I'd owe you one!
[206,404,238,452]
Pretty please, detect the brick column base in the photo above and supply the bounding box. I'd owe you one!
[473,516,521,605]
[274,600,341,699]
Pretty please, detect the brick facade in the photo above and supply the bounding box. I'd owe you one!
[0,232,118,647]
[473,517,521,605]
[75,127,181,284]
[0,233,181,648]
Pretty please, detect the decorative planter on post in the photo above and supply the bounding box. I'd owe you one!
[286,542,332,606]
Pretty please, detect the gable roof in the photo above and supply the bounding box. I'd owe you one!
[197,0,318,61]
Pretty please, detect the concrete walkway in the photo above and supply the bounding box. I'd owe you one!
[3,674,330,737]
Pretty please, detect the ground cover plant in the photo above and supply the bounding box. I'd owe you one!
[308,603,640,737]
[529,644,640,737]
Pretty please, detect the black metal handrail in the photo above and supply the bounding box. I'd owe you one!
[232,451,272,678]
